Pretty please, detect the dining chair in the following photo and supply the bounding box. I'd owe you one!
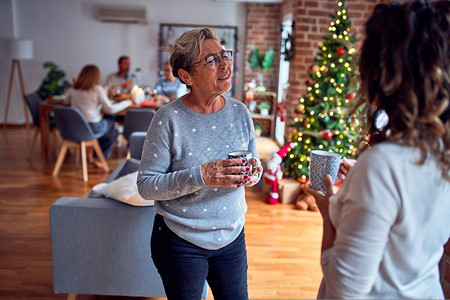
[122,108,156,158]
[129,131,147,160]
[23,93,57,159]
[52,106,109,182]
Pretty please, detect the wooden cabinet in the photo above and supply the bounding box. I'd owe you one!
[245,92,277,139]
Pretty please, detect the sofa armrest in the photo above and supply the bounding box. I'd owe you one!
[50,197,165,297]
[104,158,140,183]
[104,160,127,183]
[50,197,208,298]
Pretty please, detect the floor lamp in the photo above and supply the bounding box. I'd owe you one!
[3,39,34,128]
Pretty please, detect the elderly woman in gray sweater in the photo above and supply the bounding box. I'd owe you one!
[137,27,263,300]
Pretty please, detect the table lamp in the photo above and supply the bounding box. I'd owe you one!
[3,38,34,128]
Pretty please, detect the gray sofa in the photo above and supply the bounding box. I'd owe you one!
[50,132,208,299]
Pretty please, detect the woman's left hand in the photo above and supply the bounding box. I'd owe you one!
[242,157,263,187]
[338,158,357,182]
[201,157,263,188]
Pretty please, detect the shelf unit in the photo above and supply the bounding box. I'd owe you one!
[245,91,277,139]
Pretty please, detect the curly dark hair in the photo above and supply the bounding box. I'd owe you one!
[353,0,449,181]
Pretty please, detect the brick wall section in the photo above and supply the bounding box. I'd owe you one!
[243,3,282,94]
[242,0,388,137]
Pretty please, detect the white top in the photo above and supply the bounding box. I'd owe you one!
[65,85,130,123]
[319,142,450,299]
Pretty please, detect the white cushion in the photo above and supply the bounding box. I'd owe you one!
[91,171,154,206]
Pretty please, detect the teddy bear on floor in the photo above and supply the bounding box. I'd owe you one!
[295,189,318,211]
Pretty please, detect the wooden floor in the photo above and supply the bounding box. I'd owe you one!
[0,128,323,300]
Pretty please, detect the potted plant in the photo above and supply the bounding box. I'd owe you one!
[247,48,275,88]
[36,61,71,100]
[254,124,262,137]
[257,101,271,116]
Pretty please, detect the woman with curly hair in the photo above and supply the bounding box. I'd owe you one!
[308,0,450,298]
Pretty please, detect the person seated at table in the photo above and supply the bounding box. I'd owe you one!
[65,64,132,161]
[105,55,135,93]
[153,61,188,102]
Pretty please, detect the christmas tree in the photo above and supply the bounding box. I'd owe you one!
[284,0,360,181]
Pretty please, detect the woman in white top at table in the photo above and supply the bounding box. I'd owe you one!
[65,65,131,160]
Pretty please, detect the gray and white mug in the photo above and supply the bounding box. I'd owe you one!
[309,150,341,193]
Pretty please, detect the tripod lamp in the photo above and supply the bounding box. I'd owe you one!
[3,38,34,128]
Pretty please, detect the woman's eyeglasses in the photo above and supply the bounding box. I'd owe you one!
[193,50,233,69]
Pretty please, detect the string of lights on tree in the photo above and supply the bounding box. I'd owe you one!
[284,0,361,181]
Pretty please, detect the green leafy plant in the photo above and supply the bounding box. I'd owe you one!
[254,124,262,137]
[247,48,275,88]
[36,62,71,100]
[257,101,271,110]
[247,48,275,72]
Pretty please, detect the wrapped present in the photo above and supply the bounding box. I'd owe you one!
[278,178,301,204]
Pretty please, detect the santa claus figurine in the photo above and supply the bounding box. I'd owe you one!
[263,142,295,204]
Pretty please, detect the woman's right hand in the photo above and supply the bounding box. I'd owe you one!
[307,176,337,252]
[201,158,251,188]
[307,175,335,218]
[338,157,357,182]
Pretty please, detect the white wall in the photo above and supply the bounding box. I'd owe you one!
[0,0,246,124]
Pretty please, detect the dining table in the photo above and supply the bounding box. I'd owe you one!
[39,99,163,164]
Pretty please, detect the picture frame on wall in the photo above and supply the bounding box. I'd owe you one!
[158,23,238,97]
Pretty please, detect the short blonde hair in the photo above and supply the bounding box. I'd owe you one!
[169,27,219,83]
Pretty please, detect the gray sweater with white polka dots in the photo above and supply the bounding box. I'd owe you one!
[137,96,258,250]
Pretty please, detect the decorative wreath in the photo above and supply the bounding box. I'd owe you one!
[281,33,295,61]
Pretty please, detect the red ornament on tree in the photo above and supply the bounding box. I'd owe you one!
[346,92,356,100]
[323,131,333,140]
[323,67,329,72]
[337,47,346,56]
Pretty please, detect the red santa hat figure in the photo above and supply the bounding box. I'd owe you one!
[263,142,295,204]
